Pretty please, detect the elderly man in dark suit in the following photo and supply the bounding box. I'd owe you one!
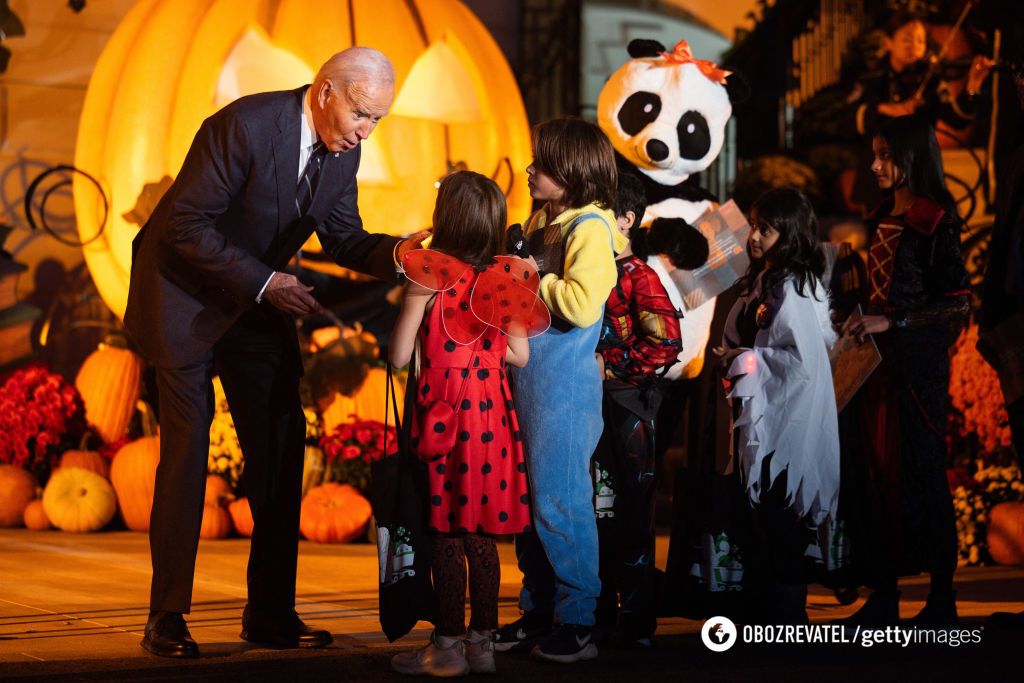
[126,47,415,658]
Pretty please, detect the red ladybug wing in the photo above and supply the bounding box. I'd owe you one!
[400,249,471,292]
[438,287,489,346]
[470,257,551,338]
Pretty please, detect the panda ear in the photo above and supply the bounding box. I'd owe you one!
[724,69,752,105]
[627,39,666,59]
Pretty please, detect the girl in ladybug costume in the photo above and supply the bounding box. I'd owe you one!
[389,171,548,677]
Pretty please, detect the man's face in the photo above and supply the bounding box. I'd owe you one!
[312,79,394,153]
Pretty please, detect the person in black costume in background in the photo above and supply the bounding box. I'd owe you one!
[846,10,992,212]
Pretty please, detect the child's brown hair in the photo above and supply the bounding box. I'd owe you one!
[430,171,507,269]
[532,117,617,210]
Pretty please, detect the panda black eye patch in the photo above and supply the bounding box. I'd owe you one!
[677,111,711,160]
[617,92,662,136]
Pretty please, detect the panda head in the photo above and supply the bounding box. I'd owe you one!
[597,39,732,188]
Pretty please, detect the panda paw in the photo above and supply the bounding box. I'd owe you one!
[649,217,710,270]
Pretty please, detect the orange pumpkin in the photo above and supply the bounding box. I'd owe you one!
[300,483,372,544]
[205,474,233,505]
[310,322,378,359]
[23,499,52,531]
[200,501,233,539]
[75,343,145,444]
[42,467,118,533]
[109,436,160,531]
[320,366,405,433]
[0,465,38,527]
[60,450,111,479]
[229,497,254,537]
[988,502,1024,566]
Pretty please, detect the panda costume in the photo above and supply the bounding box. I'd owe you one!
[597,39,752,615]
[598,38,733,380]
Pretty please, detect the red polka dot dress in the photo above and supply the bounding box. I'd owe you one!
[410,271,532,536]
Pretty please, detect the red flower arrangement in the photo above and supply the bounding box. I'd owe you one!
[0,364,87,482]
[319,419,397,494]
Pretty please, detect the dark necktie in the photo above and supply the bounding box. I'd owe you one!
[295,142,326,216]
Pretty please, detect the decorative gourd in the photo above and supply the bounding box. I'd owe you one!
[109,436,160,531]
[23,499,52,531]
[988,502,1024,566]
[42,467,117,532]
[302,445,325,497]
[320,367,405,434]
[205,474,233,505]
[300,483,372,544]
[74,0,531,319]
[200,502,233,540]
[60,449,111,479]
[0,465,38,527]
[75,342,144,444]
[229,497,254,537]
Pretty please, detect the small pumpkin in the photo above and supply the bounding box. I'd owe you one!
[228,497,254,537]
[205,474,233,505]
[42,467,117,532]
[0,465,39,527]
[75,342,145,444]
[988,502,1024,565]
[200,501,232,540]
[109,436,160,531]
[23,499,52,531]
[60,449,111,479]
[300,483,372,544]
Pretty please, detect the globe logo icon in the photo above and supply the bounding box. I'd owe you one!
[701,616,738,652]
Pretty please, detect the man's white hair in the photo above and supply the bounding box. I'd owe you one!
[314,47,395,90]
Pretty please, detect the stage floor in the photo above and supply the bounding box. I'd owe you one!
[0,529,1021,680]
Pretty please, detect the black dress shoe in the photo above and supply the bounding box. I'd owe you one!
[240,606,333,648]
[141,611,199,658]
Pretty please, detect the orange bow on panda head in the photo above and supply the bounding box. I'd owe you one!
[658,39,732,84]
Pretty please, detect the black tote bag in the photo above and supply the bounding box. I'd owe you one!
[371,362,436,641]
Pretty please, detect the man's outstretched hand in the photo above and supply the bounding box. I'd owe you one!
[263,272,327,317]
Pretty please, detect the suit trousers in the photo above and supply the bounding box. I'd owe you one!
[149,306,306,615]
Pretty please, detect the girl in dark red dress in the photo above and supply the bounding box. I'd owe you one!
[389,171,548,677]
[840,115,970,626]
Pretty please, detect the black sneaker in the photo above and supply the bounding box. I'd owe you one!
[492,612,552,652]
[531,623,598,663]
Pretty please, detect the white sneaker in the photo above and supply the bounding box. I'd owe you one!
[465,629,496,674]
[391,631,470,677]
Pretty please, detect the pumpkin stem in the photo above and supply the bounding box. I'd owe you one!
[137,399,159,437]
[79,431,99,451]
[101,333,131,349]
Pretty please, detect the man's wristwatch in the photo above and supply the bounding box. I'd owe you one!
[889,311,909,329]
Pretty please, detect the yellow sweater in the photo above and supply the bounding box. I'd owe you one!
[525,203,628,327]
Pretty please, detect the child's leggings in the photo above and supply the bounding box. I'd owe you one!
[431,532,500,636]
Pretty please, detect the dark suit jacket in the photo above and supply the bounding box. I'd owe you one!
[125,86,399,368]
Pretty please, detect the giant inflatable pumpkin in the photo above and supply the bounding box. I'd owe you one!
[74,0,532,319]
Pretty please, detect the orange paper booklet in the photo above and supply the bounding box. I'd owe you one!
[829,306,882,412]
